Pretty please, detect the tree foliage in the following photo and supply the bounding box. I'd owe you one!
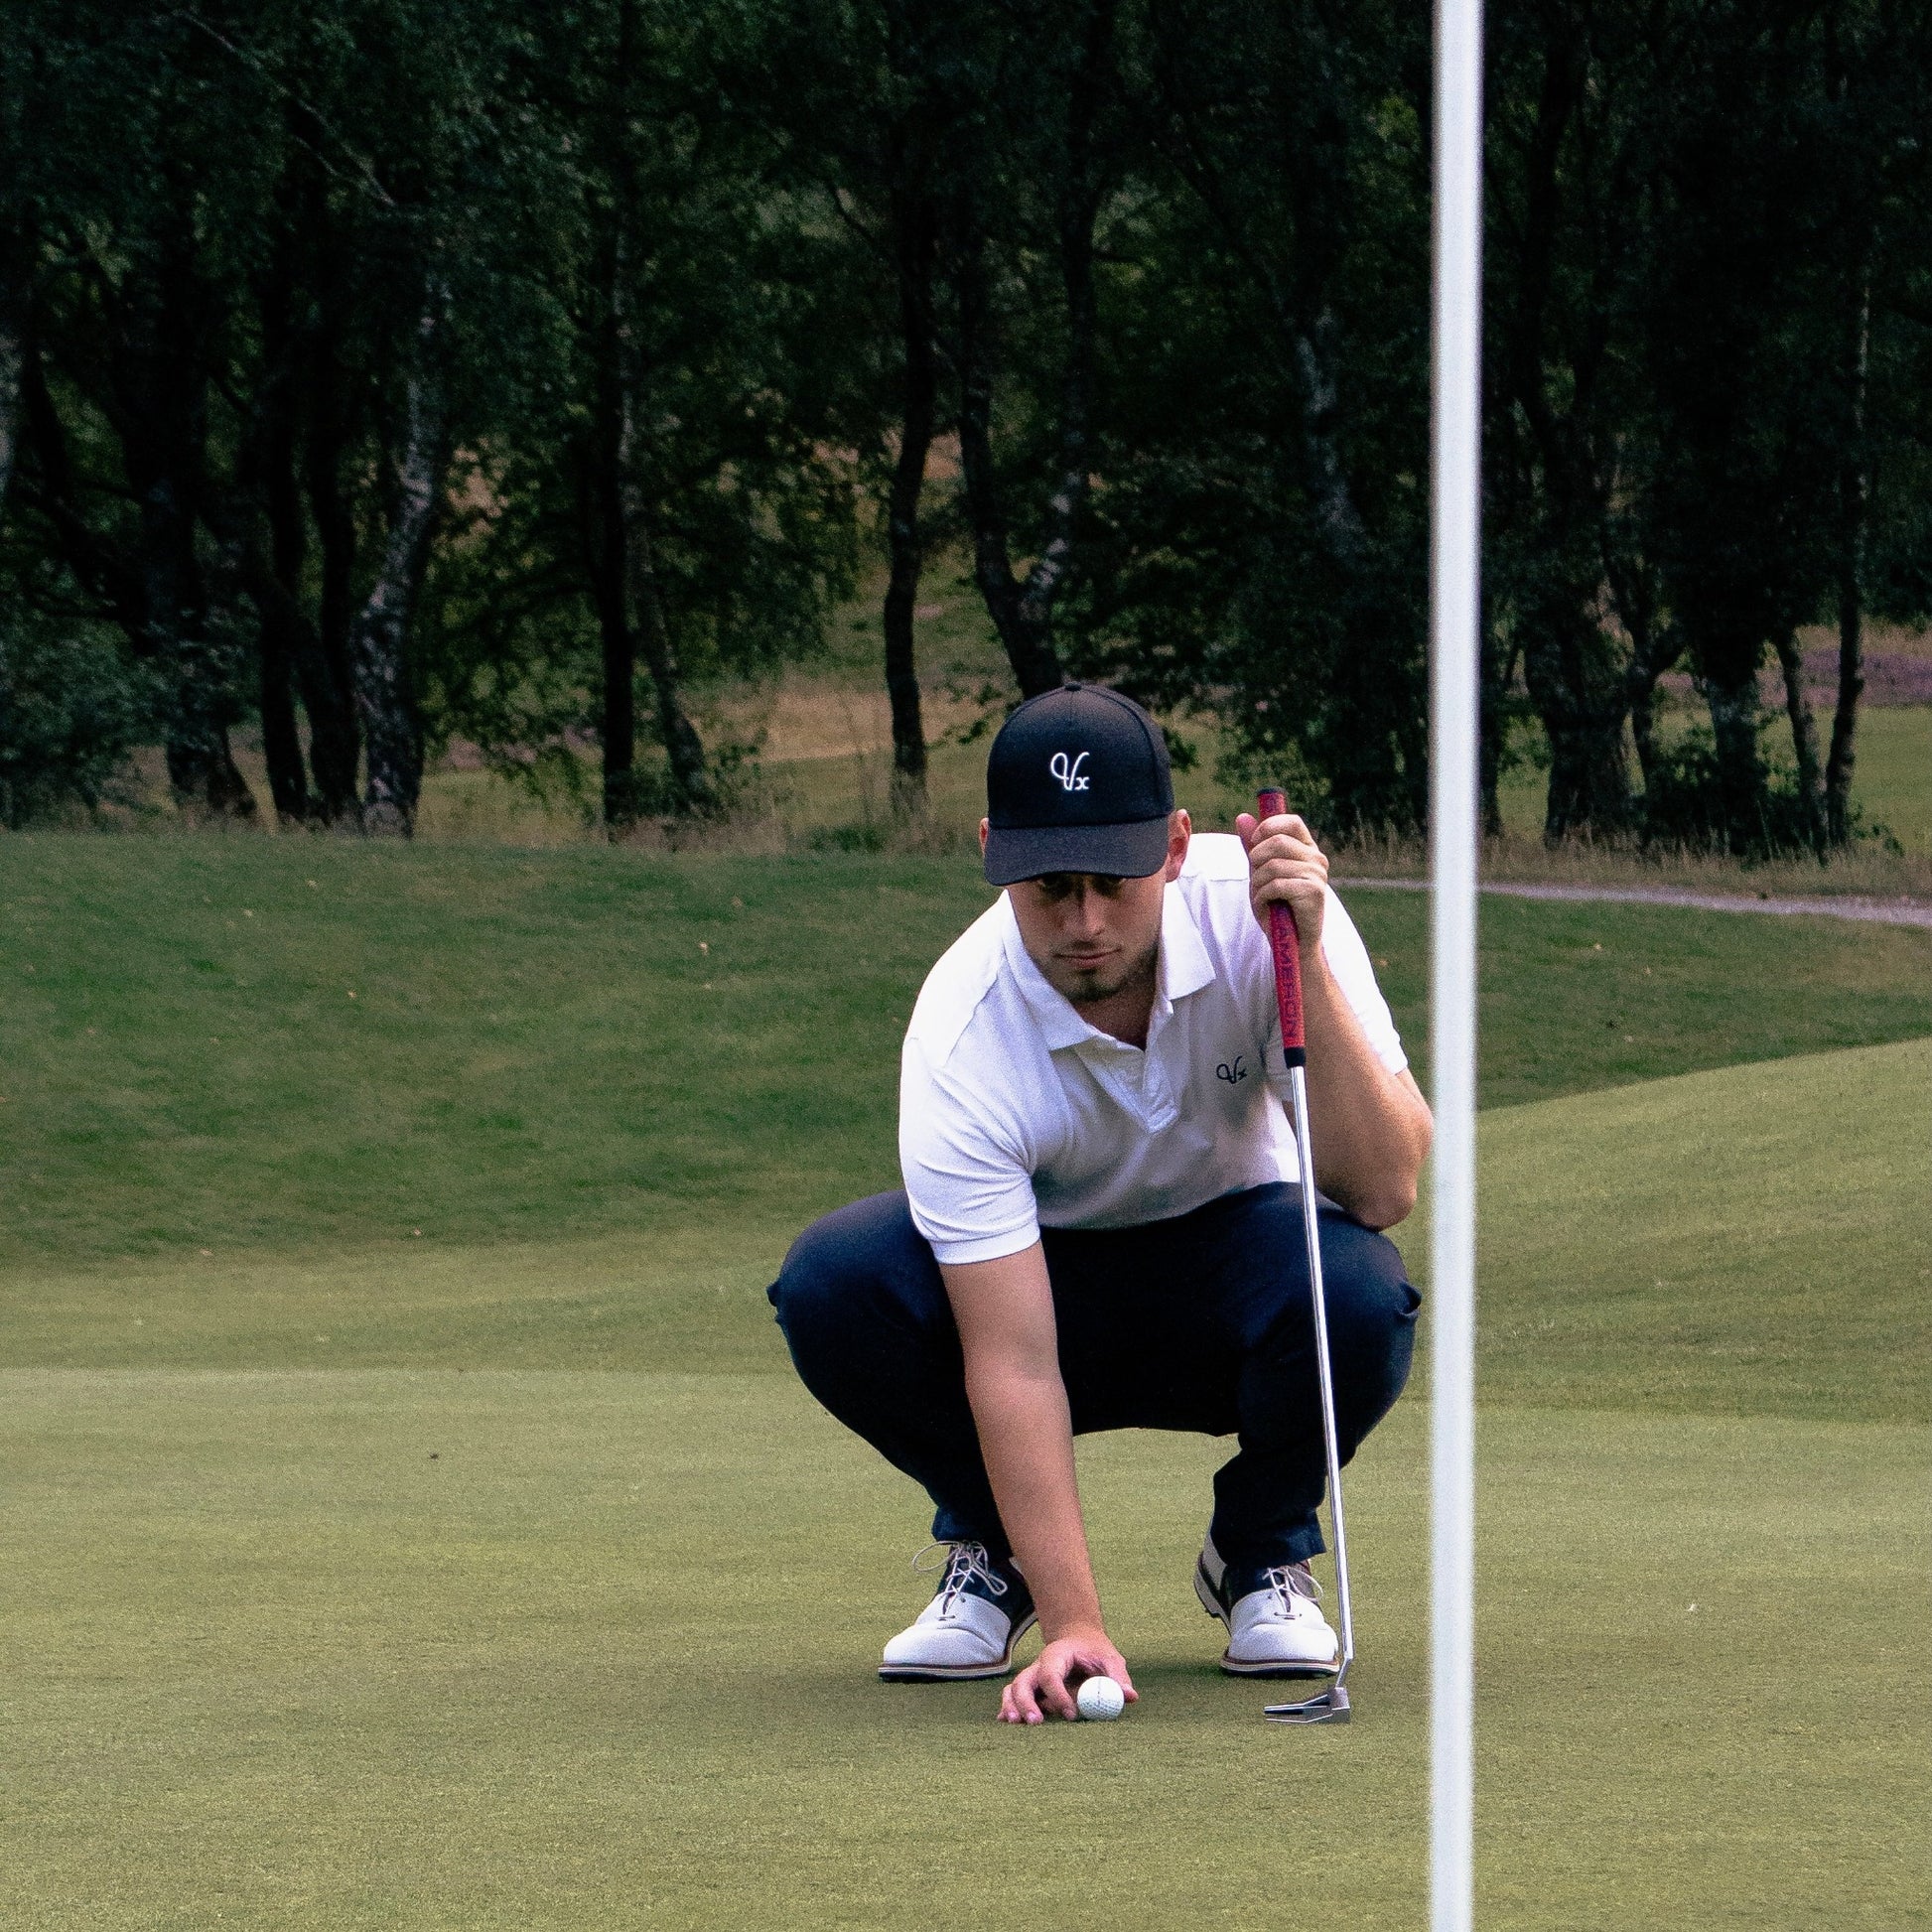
[0,0,1926,850]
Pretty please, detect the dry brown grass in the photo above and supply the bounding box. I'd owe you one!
[55,575,1932,902]
[1329,826,1932,903]
[694,663,996,765]
[1798,619,1932,661]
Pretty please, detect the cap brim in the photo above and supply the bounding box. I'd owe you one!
[983,817,1173,887]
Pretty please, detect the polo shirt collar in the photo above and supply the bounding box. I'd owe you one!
[997,897,1092,1049]
[1158,878,1216,1006]
[996,882,1217,1049]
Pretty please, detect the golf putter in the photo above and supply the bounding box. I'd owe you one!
[1255,789,1355,1726]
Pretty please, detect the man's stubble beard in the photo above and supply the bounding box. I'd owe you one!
[1047,935,1160,1011]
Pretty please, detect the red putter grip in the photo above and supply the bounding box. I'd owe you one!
[1256,789,1308,1069]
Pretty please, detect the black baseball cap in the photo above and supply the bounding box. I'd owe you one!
[983,682,1174,886]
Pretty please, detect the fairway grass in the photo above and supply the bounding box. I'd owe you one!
[6,841,1928,1925]
[4,838,1929,1269]
[1470,1036,1932,1424]
[4,1374,1924,1931]
[8,1038,1926,1434]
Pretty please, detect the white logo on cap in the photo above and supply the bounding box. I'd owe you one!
[1049,751,1091,792]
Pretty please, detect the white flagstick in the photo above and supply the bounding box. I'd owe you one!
[1430,0,1483,1922]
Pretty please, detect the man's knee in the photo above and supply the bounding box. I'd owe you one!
[768,1190,945,1361]
[1317,1218,1422,1400]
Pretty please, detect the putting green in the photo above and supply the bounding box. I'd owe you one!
[3,1373,1924,1931]
[5,837,1927,1925]
[8,1039,1925,1439]
[1464,1035,1932,1424]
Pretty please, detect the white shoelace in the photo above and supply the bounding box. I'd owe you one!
[1263,1563,1322,1616]
[912,1540,1012,1611]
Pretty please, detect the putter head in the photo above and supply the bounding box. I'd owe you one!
[1264,1683,1351,1725]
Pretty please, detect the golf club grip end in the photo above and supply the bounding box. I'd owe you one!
[1255,790,1308,1061]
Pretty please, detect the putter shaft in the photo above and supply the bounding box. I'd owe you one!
[1264,1064,1356,1725]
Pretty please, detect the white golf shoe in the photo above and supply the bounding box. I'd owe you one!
[1194,1533,1340,1678]
[879,1542,1037,1682]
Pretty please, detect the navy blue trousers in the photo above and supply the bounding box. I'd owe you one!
[768,1183,1421,1571]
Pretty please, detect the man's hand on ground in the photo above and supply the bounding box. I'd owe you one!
[998,1632,1138,1725]
[1236,805,1329,952]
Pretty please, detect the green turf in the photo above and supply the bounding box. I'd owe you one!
[1337,886,1932,1110]
[4,838,1928,1926]
[4,1374,1924,1931]
[7,1039,1927,1445]
[4,838,1928,1273]
[1846,704,1932,855]
[1468,1036,1931,1424]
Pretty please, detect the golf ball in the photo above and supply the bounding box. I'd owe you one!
[1075,1676,1125,1722]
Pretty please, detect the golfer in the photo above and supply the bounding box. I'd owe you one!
[769,684,1430,1724]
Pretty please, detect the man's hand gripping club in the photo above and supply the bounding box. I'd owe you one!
[1234,802,1434,1230]
[940,1243,1140,1724]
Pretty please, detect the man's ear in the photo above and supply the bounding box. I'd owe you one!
[979,817,991,854]
[1163,808,1191,882]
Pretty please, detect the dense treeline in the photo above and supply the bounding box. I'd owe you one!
[1,0,1927,850]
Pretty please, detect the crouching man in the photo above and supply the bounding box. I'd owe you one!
[769,684,1431,1723]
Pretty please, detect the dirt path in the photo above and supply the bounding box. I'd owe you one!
[1338,878,1932,929]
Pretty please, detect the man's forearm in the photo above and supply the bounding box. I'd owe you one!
[940,1246,1107,1641]
[1302,956,1433,1227]
[960,1363,1104,1640]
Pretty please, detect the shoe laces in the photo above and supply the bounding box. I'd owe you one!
[913,1540,1011,1611]
[1263,1562,1322,1615]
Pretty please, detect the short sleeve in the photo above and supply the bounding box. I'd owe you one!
[1256,889,1407,1078]
[898,1036,1042,1265]
[1316,891,1407,1073]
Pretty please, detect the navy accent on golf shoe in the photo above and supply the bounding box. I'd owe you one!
[1194,1533,1339,1678]
[879,1542,1037,1681]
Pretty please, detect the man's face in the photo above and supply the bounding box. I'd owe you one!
[987,812,1191,1008]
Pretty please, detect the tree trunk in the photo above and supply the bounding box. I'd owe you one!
[621,475,712,814]
[1701,658,1766,856]
[953,229,1065,698]
[1610,562,1674,798]
[949,0,1118,703]
[1773,629,1826,852]
[118,213,255,821]
[1824,272,1869,846]
[1522,602,1633,841]
[592,3,644,834]
[1292,311,1373,571]
[589,425,641,829]
[596,568,639,831]
[0,255,20,524]
[18,329,147,637]
[249,231,314,824]
[586,234,643,832]
[882,190,936,817]
[616,349,711,815]
[230,525,353,827]
[350,285,449,836]
[303,299,362,822]
[256,612,310,822]
[1478,632,1514,840]
[208,421,357,828]
[604,0,709,819]
[1826,561,1863,847]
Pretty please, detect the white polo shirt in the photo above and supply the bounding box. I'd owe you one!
[899,833,1408,1265]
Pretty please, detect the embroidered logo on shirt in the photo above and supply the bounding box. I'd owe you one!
[1216,1054,1248,1085]
[1048,750,1091,792]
